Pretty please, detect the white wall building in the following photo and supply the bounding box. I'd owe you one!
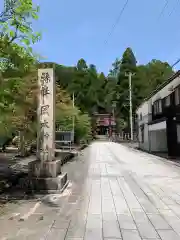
[136,101,150,151]
[136,71,180,157]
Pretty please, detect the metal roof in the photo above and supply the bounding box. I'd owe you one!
[144,70,180,101]
[137,70,180,110]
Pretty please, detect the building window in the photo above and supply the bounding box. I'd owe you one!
[153,100,162,115]
[139,113,142,120]
[177,125,180,143]
[165,95,170,106]
[154,103,157,115]
[141,125,144,143]
[159,100,162,113]
[175,88,180,105]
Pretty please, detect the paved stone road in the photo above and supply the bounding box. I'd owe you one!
[1,141,180,239]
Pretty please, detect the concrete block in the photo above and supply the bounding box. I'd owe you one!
[46,228,67,240]
[28,159,61,178]
[121,229,141,240]
[118,214,137,230]
[84,228,103,240]
[136,221,159,239]
[148,214,171,230]
[29,172,68,193]
[158,230,180,240]
[103,220,121,238]
[66,226,85,238]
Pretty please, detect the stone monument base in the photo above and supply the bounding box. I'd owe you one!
[28,160,68,193]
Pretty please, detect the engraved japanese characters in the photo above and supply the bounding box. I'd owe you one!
[38,69,55,162]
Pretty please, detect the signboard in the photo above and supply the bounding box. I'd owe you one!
[55,131,74,142]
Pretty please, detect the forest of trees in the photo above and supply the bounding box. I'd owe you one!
[0,0,175,151]
[54,48,174,131]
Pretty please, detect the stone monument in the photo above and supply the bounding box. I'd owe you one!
[28,64,67,193]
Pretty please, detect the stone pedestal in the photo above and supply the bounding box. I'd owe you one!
[28,160,68,193]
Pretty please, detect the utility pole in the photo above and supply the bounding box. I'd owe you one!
[112,101,116,135]
[72,93,75,143]
[125,72,134,141]
[108,109,112,139]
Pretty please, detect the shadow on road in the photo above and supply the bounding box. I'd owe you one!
[0,151,80,211]
[0,153,37,210]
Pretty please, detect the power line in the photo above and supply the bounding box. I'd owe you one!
[104,0,129,45]
[169,0,180,17]
[167,0,180,68]
[157,0,169,22]
[171,58,180,68]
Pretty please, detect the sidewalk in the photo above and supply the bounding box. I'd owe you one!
[121,141,180,168]
[1,142,180,239]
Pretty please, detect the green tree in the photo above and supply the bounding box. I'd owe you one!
[119,47,136,74]
[75,113,92,144]
[0,68,38,155]
[96,72,107,108]
[67,59,101,114]
[103,76,117,112]
[108,58,121,78]
[55,64,76,89]
[56,84,92,143]
[115,48,137,123]
[0,0,41,71]
[42,53,174,136]
[136,60,174,98]
[0,0,41,153]
[56,85,77,132]
[85,64,99,113]
[67,59,88,112]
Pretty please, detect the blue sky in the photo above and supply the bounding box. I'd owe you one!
[6,0,180,74]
